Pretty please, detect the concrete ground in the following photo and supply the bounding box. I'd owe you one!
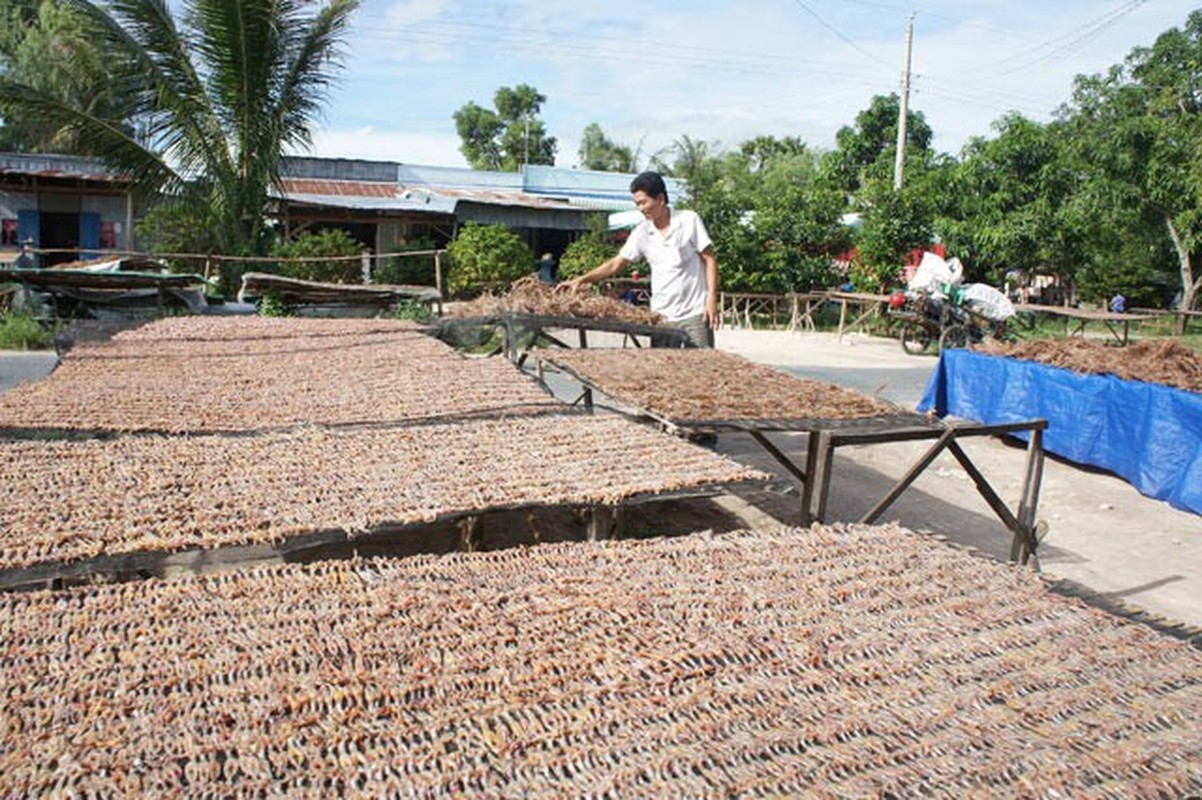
[0,350,58,393]
[2,330,1198,636]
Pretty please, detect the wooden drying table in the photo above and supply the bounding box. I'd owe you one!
[1015,303,1153,346]
[0,483,753,593]
[539,356,1048,565]
[440,312,690,365]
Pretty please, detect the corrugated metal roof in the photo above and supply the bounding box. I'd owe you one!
[276,177,575,215]
[282,156,399,183]
[274,178,455,213]
[431,186,572,210]
[0,152,128,182]
[274,156,694,223]
[280,179,399,198]
[277,191,457,215]
[397,164,522,191]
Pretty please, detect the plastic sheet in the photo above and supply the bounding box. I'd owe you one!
[919,349,1202,516]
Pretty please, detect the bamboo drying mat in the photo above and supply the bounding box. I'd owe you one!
[0,414,763,576]
[537,347,903,424]
[0,316,556,433]
[1,524,1199,796]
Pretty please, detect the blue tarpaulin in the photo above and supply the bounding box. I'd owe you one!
[918,349,1202,516]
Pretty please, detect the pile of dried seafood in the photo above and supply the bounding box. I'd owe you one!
[2,524,1199,796]
[0,317,555,432]
[979,337,1202,393]
[111,315,427,342]
[0,415,762,574]
[451,275,663,326]
[539,348,901,423]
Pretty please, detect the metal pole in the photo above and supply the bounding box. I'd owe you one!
[893,14,915,190]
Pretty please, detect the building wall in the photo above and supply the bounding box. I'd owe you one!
[0,186,133,264]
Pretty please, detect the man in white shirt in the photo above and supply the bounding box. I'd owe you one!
[559,171,719,347]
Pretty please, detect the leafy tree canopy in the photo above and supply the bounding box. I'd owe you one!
[453,84,556,171]
[0,0,124,153]
[577,122,635,172]
[931,113,1081,285]
[685,137,850,293]
[1057,9,1202,310]
[824,93,934,196]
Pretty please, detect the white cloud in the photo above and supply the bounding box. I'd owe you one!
[381,0,449,26]
[303,127,468,168]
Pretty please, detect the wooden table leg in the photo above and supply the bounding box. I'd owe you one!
[587,505,620,541]
[459,515,483,552]
[800,431,833,526]
[1012,427,1045,566]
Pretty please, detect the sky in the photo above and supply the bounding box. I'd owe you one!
[304,0,1200,170]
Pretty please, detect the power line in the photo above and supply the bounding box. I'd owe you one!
[788,0,888,66]
[944,0,1149,80]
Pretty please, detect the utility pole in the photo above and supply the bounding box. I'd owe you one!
[894,13,915,190]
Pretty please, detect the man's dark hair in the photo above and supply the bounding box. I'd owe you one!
[630,171,668,204]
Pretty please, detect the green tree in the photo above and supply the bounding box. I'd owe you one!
[852,179,932,292]
[932,113,1083,286]
[577,122,634,172]
[1057,11,1202,314]
[660,134,715,184]
[739,135,808,172]
[684,137,851,293]
[0,0,358,285]
[453,84,556,171]
[445,222,533,295]
[823,93,934,197]
[0,0,125,152]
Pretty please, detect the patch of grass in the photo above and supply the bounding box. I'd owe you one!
[1177,333,1202,353]
[0,313,53,350]
[257,291,294,317]
[389,299,434,323]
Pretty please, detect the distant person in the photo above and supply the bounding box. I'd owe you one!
[1109,293,1126,314]
[13,239,34,269]
[536,252,557,284]
[556,171,718,347]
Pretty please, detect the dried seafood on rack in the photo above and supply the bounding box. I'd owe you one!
[539,347,901,423]
[451,275,663,326]
[112,314,429,342]
[978,337,1202,393]
[0,316,554,432]
[0,415,763,573]
[1,524,1199,796]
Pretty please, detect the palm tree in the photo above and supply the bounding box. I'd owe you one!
[0,0,358,260]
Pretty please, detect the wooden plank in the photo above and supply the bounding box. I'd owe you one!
[458,515,483,552]
[800,431,834,526]
[749,430,808,485]
[859,428,957,524]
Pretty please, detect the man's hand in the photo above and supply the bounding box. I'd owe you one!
[705,296,721,330]
[554,277,588,294]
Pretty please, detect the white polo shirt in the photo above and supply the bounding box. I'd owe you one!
[619,208,713,322]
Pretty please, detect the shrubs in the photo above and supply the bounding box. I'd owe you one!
[558,233,619,279]
[377,238,439,286]
[446,223,533,296]
[272,229,363,284]
[0,313,53,350]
